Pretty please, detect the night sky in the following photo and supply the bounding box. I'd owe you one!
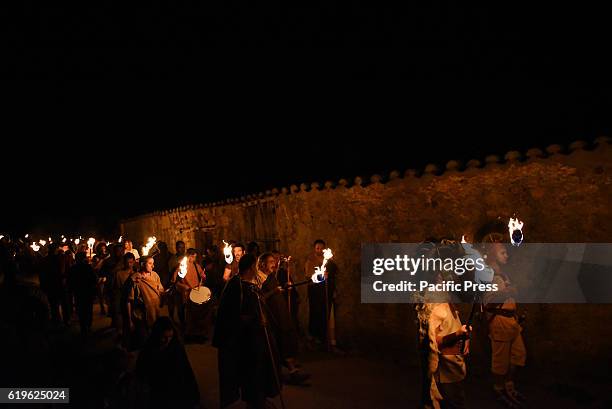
[2,4,610,237]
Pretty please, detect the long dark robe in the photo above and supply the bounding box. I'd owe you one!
[40,253,64,322]
[307,260,338,343]
[262,274,298,360]
[204,259,224,299]
[213,275,281,408]
[68,262,97,334]
[0,277,51,387]
[276,267,300,332]
[154,251,172,288]
[135,338,199,409]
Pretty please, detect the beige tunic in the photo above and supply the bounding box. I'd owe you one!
[128,271,166,327]
[115,268,133,292]
[485,275,522,342]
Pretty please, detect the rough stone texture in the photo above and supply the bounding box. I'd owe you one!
[121,142,612,369]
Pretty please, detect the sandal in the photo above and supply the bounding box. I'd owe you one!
[506,388,527,402]
[495,389,522,408]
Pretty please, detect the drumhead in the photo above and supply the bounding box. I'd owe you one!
[189,286,212,304]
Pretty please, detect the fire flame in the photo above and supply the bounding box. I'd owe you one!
[312,248,334,283]
[223,240,233,264]
[25,234,29,238]
[508,217,524,246]
[74,238,80,245]
[142,236,157,256]
[87,238,96,248]
[39,240,46,246]
[179,256,188,279]
[62,238,67,243]
[118,236,123,243]
[461,235,467,243]
[0,235,3,240]
[30,242,40,252]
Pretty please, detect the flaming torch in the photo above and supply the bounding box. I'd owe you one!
[508,217,524,247]
[39,239,47,246]
[87,237,95,258]
[223,240,233,264]
[30,242,40,252]
[312,248,334,283]
[118,236,123,243]
[74,238,80,245]
[142,236,157,256]
[276,248,335,289]
[178,256,188,279]
[25,234,29,239]
[62,237,67,243]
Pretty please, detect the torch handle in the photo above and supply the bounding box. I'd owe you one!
[466,290,481,327]
[285,278,312,288]
[458,291,480,355]
[259,277,315,300]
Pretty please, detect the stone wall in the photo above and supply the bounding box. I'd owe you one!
[121,138,612,369]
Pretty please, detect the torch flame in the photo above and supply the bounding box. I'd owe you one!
[74,238,80,245]
[87,238,95,248]
[142,236,157,256]
[118,236,123,243]
[508,217,524,246]
[461,235,467,243]
[0,235,3,240]
[39,240,46,246]
[30,242,40,252]
[179,256,188,279]
[223,240,233,264]
[311,248,334,283]
[25,234,29,238]
[62,238,67,243]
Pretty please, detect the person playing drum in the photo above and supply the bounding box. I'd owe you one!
[171,248,210,341]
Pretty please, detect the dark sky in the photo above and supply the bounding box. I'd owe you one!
[2,86,609,238]
[1,4,610,237]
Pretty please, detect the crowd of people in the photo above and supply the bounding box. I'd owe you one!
[0,229,528,409]
[0,235,339,409]
[416,234,527,409]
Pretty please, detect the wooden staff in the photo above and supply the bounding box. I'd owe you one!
[285,257,292,316]
[325,272,331,352]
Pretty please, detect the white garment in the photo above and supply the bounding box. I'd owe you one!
[462,242,495,284]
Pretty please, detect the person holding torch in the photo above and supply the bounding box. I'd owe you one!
[481,233,527,408]
[305,239,340,353]
[170,248,209,340]
[223,242,245,282]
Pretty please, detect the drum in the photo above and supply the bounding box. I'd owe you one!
[189,286,212,305]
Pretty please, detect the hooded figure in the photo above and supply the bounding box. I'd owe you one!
[212,254,281,408]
